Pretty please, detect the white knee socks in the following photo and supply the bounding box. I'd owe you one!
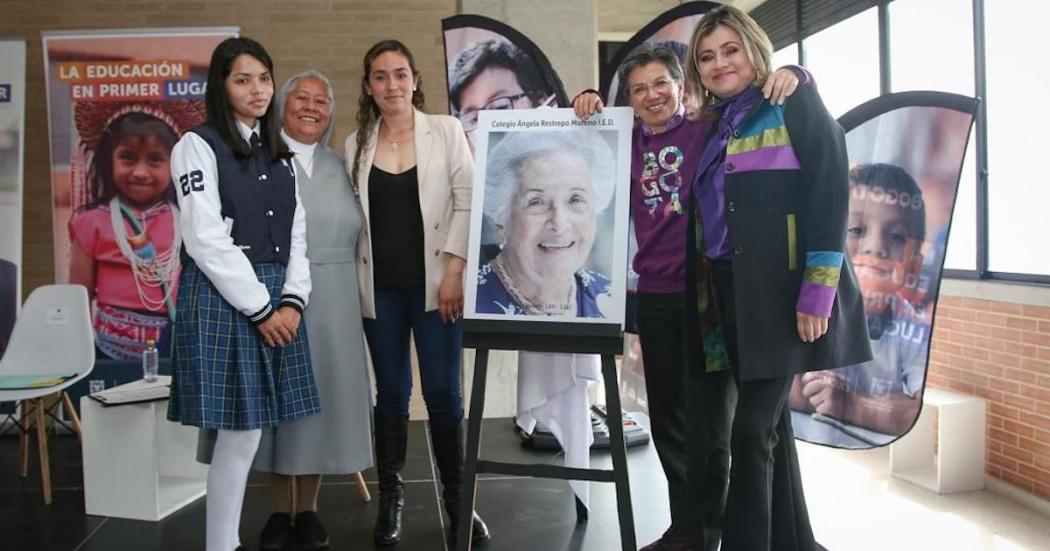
[206,429,262,551]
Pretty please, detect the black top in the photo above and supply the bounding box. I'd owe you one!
[369,166,426,289]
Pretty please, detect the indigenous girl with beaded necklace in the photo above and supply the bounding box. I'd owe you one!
[68,102,195,360]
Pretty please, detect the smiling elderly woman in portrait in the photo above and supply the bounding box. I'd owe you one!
[476,129,616,318]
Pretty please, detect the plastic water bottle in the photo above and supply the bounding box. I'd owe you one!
[142,339,159,383]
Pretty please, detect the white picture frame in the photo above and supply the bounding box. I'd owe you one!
[464,107,633,326]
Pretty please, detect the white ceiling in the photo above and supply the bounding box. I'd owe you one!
[598,0,769,36]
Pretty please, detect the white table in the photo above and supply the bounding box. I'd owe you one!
[80,377,207,520]
[890,387,986,494]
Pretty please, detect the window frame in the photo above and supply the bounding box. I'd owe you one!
[779,0,1050,285]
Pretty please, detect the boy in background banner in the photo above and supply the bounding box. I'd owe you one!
[790,163,928,438]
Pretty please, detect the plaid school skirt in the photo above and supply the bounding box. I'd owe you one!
[167,261,320,430]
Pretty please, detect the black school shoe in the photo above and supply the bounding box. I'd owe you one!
[295,511,331,550]
[258,512,293,551]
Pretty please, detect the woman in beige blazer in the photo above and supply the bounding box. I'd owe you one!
[345,39,489,548]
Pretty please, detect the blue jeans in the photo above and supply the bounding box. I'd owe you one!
[363,287,464,430]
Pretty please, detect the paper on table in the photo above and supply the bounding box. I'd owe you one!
[89,376,171,406]
[0,373,76,390]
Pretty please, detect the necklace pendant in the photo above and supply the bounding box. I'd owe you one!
[390,141,398,151]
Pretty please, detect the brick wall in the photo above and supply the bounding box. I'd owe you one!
[927,294,1050,500]
[0,0,457,297]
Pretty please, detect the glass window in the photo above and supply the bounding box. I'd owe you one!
[802,8,880,118]
[890,0,974,95]
[890,0,977,271]
[985,0,1050,275]
[773,43,798,69]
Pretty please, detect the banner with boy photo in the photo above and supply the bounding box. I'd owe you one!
[43,27,236,364]
[0,39,26,359]
[789,92,978,449]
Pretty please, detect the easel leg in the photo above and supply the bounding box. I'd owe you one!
[602,353,636,551]
[456,348,489,551]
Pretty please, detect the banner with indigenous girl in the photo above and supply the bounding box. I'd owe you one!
[43,28,236,361]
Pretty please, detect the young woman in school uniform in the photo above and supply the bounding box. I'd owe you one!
[167,36,319,551]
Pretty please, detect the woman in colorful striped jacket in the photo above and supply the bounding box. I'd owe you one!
[684,6,870,551]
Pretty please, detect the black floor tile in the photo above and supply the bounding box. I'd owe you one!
[245,478,446,551]
[0,434,101,551]
[1,487,104,551]
[0,431,84,491]
[0,417,672,551]
[75,505,206,551]
[472,417,565,480]
[465,417,673,551]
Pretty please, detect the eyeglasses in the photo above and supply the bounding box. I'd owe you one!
[455,92,532,133]
[628,78,673,98]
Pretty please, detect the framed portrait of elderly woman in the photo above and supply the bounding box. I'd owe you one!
[464,107,634,331]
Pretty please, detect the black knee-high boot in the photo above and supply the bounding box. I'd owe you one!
[429,421,490,545]
[374,410,408,546]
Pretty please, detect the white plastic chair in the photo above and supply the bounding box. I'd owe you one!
[0,284,94,504]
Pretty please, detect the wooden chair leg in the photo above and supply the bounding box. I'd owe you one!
[60,392,83,441]
[35,398,53,505]
[19,400,30,477]
[354,471,371,502]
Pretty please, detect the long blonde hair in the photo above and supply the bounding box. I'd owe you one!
[685,5,774,114]
[350,40,426,191]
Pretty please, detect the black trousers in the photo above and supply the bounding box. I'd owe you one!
[712,262,816,551]
[637,291,736,545]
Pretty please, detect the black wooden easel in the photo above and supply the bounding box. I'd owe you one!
[454,319,636,551]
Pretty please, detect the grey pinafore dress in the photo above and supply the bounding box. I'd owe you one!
[198,147,373,474]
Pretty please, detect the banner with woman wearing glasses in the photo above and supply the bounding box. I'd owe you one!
[443,17,635,513]
[443,15,632,326]
[442,15,569,155]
